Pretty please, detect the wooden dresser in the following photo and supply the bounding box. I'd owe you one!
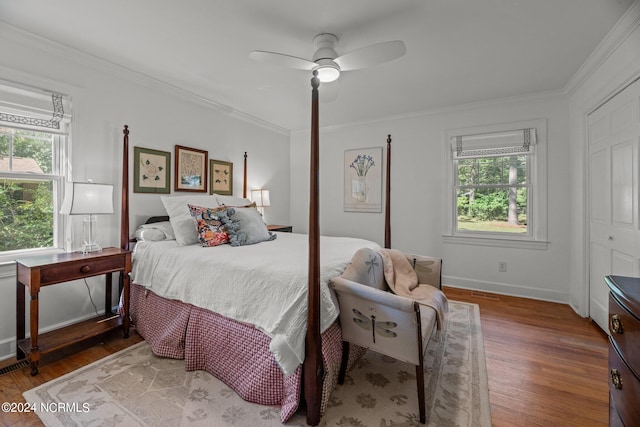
[605,275,640,426]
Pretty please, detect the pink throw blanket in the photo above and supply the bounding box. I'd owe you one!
[377,248,448,331]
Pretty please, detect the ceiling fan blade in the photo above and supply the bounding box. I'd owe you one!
[249,51,316,70]
[334,40,406,71]
[319,80,339,103]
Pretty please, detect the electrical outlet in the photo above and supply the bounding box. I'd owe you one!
[498,261,507,272]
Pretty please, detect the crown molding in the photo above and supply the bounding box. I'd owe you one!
[311,89,565,134]
[564,0,640,96]
[0,23,289,136]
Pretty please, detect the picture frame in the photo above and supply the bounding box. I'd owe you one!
[344,147,383,213]
[210,159,233,195]
[133,146,171,194]
[175,145,208,192]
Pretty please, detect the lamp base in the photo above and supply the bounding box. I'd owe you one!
[79,215,102,254]
[78,243,102,254]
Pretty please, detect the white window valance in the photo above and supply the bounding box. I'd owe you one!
[450,128,536,159]
[0,79,71,135]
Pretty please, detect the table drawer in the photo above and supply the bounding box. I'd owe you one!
[609,340,640,427]
[609,294,640,378]
[39,255,125,285]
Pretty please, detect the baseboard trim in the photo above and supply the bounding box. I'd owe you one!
[443,275,568,304]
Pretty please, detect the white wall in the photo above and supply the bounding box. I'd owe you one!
[566,1,640,316]
[291,93,571,302]
[0,24,290,361]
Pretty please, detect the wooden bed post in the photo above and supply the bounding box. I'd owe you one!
[243,151,247,198]
[385,134,392,249]
[121,125,130,251]
[305,70,322,426]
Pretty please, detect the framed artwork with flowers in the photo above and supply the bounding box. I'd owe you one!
[133,146,171,194]
[344,147,382,212]
[175,145,208,192]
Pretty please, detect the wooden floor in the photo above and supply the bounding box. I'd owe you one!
[445,287,609,427]
[0,288,609,427]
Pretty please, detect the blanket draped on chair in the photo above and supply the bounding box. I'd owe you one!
[377,248,448,331]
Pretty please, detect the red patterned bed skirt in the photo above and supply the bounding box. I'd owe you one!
[128,283,343,422]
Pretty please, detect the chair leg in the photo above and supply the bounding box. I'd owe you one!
[416,361,426,424]
[338,341,349,385]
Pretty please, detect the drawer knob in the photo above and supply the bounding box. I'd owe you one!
[610,368,622,390]
[80,265,91,274]
[610,314,623,334]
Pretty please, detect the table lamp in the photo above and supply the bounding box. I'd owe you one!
[60,181,114,253]
[251,189,271,216]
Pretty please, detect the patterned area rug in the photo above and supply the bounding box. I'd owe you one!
[23,301,490,426]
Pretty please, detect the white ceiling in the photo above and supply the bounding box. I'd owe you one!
[0,0,634,131]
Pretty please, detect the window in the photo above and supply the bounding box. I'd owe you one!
[444,120,547,249]
[0,80,70,258]
[0,128,63,252]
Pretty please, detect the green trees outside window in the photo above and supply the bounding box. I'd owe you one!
[0,128,56,252]
[455,155,528,234]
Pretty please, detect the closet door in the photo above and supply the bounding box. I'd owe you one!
[588,79,640,332]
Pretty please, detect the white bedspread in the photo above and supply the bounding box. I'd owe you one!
[131,232,379,375]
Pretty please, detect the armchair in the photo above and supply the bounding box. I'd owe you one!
[329,247,445,424]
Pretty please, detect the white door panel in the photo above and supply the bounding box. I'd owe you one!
[589,148,609,224]
[588,79,640,333]
[611,142,634,226]
[612,250,640,277]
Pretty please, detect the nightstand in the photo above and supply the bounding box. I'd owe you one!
[16,247,132,376]
[267,225,293,233]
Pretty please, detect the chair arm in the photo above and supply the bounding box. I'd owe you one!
[404,253,442,289]
[330,277,418,313]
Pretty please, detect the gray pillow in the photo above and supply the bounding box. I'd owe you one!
[220,207,276,246]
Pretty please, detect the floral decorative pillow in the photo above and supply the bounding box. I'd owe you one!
[188,204,230,247]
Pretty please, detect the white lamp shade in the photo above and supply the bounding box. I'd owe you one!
[251,189,271,207]
[60,182,114,215]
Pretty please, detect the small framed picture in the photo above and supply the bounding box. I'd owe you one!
[175,145,208,192]
[133,146,171,194]
[344,147,383,212]
[210,159,233,195]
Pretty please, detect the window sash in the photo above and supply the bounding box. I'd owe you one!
[0,129,65,256]
[453,154,532,236]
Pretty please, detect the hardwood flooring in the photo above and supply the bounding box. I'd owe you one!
[445,287,609,427]
[0,288,608,427]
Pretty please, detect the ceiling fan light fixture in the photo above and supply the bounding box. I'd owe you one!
[314,60,340,82]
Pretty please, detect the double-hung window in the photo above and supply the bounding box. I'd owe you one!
[444,120,547,249]
[0,80,70,258]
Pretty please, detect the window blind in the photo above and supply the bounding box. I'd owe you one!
[450,128,536,159]
[0,80,71,135]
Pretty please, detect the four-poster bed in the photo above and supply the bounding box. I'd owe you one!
[119,73,392,425]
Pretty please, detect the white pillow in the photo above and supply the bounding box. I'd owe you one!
[214,194,252,207]
[161,195,220,245]
[133,221,176,241]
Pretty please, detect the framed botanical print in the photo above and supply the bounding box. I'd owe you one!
[175,145,208,192]
[344,147,383,212]
[210,159,233,195]
[133,146,171,193]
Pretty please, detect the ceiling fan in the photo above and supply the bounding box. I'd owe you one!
[249,33,406,83]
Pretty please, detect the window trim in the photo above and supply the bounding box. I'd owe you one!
[443,118,548,250]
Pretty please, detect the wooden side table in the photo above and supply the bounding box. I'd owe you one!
[267,225,293,233]
[16,247,131,376]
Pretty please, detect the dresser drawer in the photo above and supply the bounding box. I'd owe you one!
[39,255,126,286]
[609,340,640,426]
[609,294,640,378]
